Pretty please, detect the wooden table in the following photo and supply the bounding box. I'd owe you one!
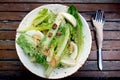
[0,0,120,80]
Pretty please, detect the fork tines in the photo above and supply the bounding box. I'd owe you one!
[94,10,105,23]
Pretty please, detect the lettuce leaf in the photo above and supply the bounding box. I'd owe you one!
[67,5,84,60]
[18,8,56,32]
[16,34,48,69]
[32,8,49,26]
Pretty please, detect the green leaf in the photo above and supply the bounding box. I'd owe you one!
[16,34,48,68]
[67,5,84,60]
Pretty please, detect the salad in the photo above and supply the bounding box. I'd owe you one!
[16,5,84,77]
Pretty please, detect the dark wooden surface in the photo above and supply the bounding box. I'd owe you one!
[0,0,120,80]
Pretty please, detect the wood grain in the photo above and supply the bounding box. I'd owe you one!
[0,31,16,40]
[0,22,19,30]
[0,40,15,49]
[0,22,120,31]
[0,12,119,21]
[0,50,18,60]
[0,61,119,71]
[0,70,120,78]
[0,61,24,70]
[0,50,120,61]
[89,51,120,60]
[0,0,120,3]
[91,41,120,50]
[0,4,119,12]
[0,70,41,79]
[91,31,120,40]
[0,31,120,40]
[0,40,120,50]
[72,71,120,77]
[81,61,120,71]
[0,12,27,21]
[90,22,120,31]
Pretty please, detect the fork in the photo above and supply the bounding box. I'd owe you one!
[92,10,105,70]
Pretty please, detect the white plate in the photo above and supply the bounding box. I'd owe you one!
[15,4,92,79]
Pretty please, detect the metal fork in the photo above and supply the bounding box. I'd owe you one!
[92,10,105,70]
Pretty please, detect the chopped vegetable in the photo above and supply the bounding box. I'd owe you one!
[16,33,48,68]
[16,5,84,78]
[69,41,78,59]
[17,8,56,32]
[45,23,70,77]
[61,12,76,27]
[67,5,84,61]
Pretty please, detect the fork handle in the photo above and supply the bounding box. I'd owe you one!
[98,48,103,70]
[96,26,103,70]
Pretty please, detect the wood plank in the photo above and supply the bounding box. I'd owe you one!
[0,4,119,12]
[0,0,120,3]
[0,40,120,50]
[0,70,43,80]
[0,12,120,21]
[0,22,120,31]
[1,31,120,40]
[23,30,120,40]
[105,31,120,40]
[81,12,120,21]
[89,22,120,31]
[80,61,120,71]
[0,70,37,78]
[0,61,119,71]
[0,50,18,60]
[0,50,120,60]
[0,12,27,20]
[0,71,120,78]
[91,31,120,40]
[91,41,120,51]
[0,31,16,40]
[89,51,120,60]
[0,40,15,49]
[0,22,19,30]
[72,71,120,77]
[0,61,25,70]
